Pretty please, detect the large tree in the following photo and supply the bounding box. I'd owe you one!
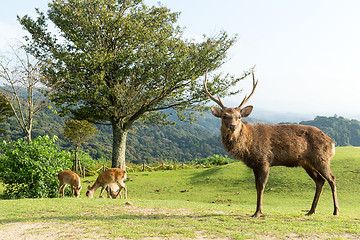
[19,0,248,169]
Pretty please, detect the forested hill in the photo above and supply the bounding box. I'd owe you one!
[1,107,360,163]
[0,108,229,164]
[300,115,360,146]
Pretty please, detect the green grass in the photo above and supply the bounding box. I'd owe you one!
[1,147,360,239]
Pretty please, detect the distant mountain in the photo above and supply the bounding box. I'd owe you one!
[216,99,314,124]
[251,107,314,124]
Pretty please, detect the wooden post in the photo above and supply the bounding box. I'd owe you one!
[142,163,145,172]
[103,164,106,172]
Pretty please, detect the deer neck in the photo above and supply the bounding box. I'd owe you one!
[221,121,252,158]
[89,183,100,192]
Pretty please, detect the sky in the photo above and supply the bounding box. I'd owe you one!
[1,0,360,120]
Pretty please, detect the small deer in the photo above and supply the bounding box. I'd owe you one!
[57,170,82,198]
[204,70,339,217]
[105,182,122,199]
[86,168,127,199]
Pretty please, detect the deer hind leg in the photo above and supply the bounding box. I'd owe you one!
[303,165,325,215]
[252,167,269,218]
[317,167,340,216]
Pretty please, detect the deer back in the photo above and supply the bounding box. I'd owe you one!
[223,122,335,169]
[58,170,81,188]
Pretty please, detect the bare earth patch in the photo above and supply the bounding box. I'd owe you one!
[0,222,72,240]
[0,222,226,240]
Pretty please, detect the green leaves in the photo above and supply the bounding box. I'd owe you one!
[0,95,13,133]
[0,136,71,199]
[19,0,242,128]
[63,119,98,147]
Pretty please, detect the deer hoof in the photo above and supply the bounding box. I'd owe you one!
[251,212,262,218]
[305,210,315,216]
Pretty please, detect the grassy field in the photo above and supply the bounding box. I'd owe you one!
[0,147,360,239]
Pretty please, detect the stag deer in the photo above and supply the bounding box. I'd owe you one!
[58,170,82,198]
[204,70,339,217]
[86,168,127,199]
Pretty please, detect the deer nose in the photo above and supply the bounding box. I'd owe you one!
[229,125,236,131]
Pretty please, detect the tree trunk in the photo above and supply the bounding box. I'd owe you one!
[75,146,79,173]
[112,121,128,170]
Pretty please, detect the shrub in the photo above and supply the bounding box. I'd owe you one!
[194,154,233,167]
[0,135,71,199]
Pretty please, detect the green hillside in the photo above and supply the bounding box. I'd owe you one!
[301,115,360,146]
[0,107,227,164]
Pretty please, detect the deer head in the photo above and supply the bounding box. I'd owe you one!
[72,186,82,198]
[86,186,95,198]
[204,70,258,133]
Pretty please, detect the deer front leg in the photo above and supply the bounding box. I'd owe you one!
[252,167,269,218]
[57,184,62,198]
[99,186,106,198]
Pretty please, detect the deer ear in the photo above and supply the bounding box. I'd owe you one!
[240,106,253,118]
[211,106,222,118]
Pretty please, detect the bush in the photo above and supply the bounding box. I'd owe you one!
[0,135,71,199]
[194,154,233,167]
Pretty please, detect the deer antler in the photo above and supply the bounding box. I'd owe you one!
[237,70,258,109]
[203,70,225,108]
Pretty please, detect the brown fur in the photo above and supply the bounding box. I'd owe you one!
[105,182,122,199]
[57,170,82,198]
[86,168,127,199]
[223,122,335,169]
[212,105,339,217]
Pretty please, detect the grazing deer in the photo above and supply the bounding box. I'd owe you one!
[204,70,339,217]
[105,183,122,199]
[58,170,82,198]
[86,168,127,199]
